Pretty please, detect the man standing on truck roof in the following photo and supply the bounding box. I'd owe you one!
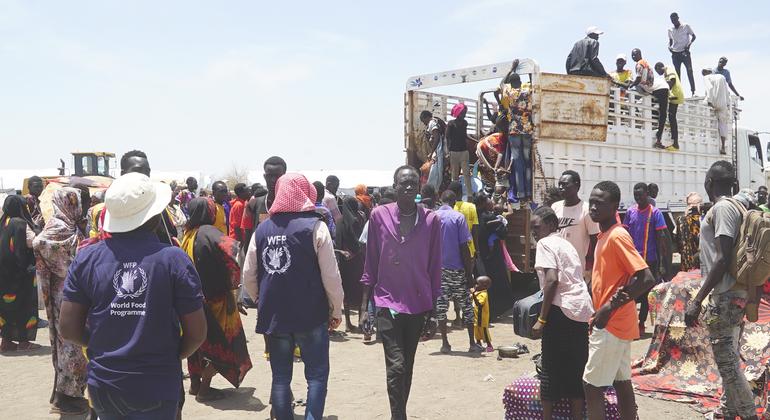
[623,183,672,336]
[714,57,744,100]
[685,161,758,420]
[552,170,600,283]
[446,103,474,200]
[668,12,697,97]
[702,68,731,155]
[655,62,685,151]
[566,26,609,78]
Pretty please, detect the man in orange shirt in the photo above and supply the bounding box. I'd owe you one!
[228,183,252,242]
[584,181,655,420]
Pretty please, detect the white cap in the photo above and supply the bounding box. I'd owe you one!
[586,26,604,36]
[103,172,171,233]
[616,54,627,61]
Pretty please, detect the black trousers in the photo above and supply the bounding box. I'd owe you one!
[652,89,669,142]
[669,102,679,144]
[636,260,659,325]
[672,51,695,94]
[377,308,426,420]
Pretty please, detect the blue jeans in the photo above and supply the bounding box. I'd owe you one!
[88,386,178,420]
[506,134,532,201]
[269,322,330,420]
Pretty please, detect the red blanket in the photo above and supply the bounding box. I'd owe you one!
[632,270,770,417]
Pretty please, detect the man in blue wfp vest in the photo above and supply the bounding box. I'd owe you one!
[243,172,344,420]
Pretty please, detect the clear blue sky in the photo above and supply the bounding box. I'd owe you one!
[1,0,767,174]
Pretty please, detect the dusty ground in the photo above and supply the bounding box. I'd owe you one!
[0,308,700,420]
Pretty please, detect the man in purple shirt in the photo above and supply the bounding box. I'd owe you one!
[359,165,442,420]
[434,190,478,354]
[622,182,672,335]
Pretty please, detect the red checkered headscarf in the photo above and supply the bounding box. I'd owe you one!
[268,173,317,215]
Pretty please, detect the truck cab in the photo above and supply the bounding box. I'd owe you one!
[738,129,765,191]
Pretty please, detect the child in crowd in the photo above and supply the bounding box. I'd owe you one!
[472,276,493,352]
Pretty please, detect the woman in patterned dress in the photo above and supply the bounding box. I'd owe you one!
[676,192,702,272]
[33,187,88,415]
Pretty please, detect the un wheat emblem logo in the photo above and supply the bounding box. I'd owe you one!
[113,266,148,299]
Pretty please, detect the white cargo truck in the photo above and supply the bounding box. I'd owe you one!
[404,59,764,270]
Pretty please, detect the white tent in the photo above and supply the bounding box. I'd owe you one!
[248,169,394,189]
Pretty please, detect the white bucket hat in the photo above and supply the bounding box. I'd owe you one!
[103,172,171,233]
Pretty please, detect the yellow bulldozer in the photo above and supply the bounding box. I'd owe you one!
[22,152,116,222]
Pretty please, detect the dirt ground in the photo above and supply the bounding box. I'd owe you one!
[0,308,701,419]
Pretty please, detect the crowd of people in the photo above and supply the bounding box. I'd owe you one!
[423,12,743,229]
[0,147,519,419]
[567,12,742,153]
[507,160,762,420]
[0,13,759,420]
[1,144,764,420]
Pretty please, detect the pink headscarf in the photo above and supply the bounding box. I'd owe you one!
[451,102,467,118]
[268,173,317,215]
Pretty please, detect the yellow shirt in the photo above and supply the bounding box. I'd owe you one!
[473,290,490,327]
[453,201,478,256]
[665,66,685,105]
[214,203,227,235]
[611,69,633,84]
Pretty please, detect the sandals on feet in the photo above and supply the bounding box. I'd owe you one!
[16,342,41,351]
[0,342,18,353]
[50,399,88,415]
[195,388,226,402]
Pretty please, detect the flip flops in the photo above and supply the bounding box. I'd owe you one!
[195,388,226,402]
[15,342,42,352]
[49,399,89,415]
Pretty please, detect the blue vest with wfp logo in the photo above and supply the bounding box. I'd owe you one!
[255,212,328,335]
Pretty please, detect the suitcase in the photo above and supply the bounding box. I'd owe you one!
[512,289,543,339]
